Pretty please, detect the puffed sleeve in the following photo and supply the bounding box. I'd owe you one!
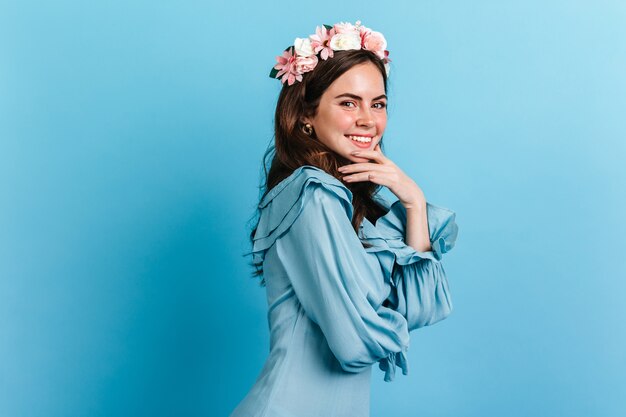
[268,181,411,382]
[376,200,459,332]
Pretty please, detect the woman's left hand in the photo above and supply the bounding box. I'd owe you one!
[338,143,426,210]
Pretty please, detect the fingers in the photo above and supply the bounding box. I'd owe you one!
[374,143,387,157]
[341,172,377,183]
[338,162,389,173]
[340,163,392,181]
[341,171,393,186]
[350,146,387,163]
[341,143,394,184]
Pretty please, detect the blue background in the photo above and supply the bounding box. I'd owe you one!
[1,1,625,416]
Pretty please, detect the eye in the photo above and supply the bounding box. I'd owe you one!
[341,101,357,108]
[373,102,387,109]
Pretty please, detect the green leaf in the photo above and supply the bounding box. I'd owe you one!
[269,67,279,79]
[323,24,332,30]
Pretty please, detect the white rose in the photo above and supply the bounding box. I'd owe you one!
[329,33,361,51]
[294,37,315,57]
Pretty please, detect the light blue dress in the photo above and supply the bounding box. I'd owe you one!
[230,165,458,417]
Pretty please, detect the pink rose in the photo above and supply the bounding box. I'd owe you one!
[362,31,387,59]
[296,55,318,73]
[333,21,356,34]
[358,24,371,39]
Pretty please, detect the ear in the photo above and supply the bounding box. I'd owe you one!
[300,117,312,125]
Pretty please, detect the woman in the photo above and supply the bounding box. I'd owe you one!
[231,21,459,417]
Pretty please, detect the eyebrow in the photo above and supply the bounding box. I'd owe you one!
[334,93,387,101]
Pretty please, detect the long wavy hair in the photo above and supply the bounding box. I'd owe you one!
[248,49,390,285]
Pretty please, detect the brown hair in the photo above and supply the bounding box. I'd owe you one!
[248,49,390,284]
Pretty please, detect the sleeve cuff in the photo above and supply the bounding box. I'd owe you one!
[375,200,459,263]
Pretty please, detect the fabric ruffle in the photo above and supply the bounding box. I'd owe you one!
[373,199,458,262]
[252,165,353,265]
[254,165,458,271]
[252,165,457,382]
[359,198,458,291]
[378,349,409,382]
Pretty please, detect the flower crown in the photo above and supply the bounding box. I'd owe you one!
[269,20,391,86]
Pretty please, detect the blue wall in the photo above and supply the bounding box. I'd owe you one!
[1,1,624,416]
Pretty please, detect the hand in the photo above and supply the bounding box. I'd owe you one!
[337,144,426,210]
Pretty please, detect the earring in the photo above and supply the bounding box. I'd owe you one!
[302,123,314,136]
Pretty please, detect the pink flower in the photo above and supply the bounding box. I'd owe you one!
[358,24,372,46]
[296,54,318,74]
[309,25,335,60]
[333,21,356,34]
[382,50,391,76]
[269,21,392,85]
[362,31,387,59]
[274,47,302,86]
[382,49,391,64]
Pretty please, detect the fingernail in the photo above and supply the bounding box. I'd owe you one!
[351,151,360,155]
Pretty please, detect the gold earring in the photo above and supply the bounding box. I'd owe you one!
[303,123,314,136]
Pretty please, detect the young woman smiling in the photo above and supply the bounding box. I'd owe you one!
[231,21,459,417]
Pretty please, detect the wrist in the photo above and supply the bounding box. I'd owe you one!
[403,199,426,211]
[399,183,426,210]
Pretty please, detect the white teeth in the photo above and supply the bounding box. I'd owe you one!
[347,135,372,143]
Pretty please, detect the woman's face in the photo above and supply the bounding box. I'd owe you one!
[304,62,387,163]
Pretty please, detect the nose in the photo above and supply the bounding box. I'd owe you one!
[356,106,375,127]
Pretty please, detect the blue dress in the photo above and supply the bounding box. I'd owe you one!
[230,165,458,417]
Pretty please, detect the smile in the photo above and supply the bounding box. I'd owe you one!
[345,135,373,143]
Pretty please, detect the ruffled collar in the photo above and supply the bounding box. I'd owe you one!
[255,165,453,285]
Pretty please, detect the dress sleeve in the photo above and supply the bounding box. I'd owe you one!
[272,184,411,381]
[376,200,459,332]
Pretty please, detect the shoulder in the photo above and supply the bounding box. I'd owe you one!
[253,165,353,262]
[259,165,352,210]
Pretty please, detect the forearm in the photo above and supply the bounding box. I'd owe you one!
[405,202,432,252]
